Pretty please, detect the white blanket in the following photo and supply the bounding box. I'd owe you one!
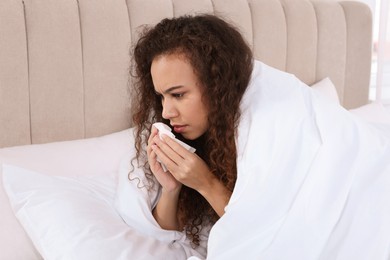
[192,61,390,259]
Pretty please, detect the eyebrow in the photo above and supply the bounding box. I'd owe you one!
[155,85,184,95]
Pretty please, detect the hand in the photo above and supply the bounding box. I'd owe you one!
[147,127,182,193]
[151,134,214,192]
[152,133,233,217]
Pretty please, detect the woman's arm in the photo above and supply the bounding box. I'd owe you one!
[197,176,232,217]
[152,188,181,230]
[147,127,183,230]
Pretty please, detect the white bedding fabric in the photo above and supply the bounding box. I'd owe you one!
[3,163,206,260]
[114,152,209,259]
[190,61,390,260]
[0,129,134,260]
[2,60,390,260]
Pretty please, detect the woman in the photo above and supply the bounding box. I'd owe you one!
[130,14,253,247]
[129,13,390,260]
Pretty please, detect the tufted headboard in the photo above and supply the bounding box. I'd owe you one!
[0,0,372,148]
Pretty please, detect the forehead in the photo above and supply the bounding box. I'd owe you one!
[151,53,201,91]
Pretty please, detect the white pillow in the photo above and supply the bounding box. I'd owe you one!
[310,78,390,127]
[2,165,118,259]
[349,101,390,126]
[2,164,194,260]
[0,129,134,260]
[310,77,340,104]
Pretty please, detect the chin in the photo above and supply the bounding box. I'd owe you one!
[181,134,195,140]
[181,132,201,141]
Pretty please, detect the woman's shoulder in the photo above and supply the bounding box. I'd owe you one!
[250,60,303,92]
[241,59,312,114]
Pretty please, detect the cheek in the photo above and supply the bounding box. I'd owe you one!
[199,104,209,127]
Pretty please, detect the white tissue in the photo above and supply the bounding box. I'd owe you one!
[153,122,175,139]
[152,122,196,172]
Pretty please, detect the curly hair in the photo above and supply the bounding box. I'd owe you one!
[130,14,253,246]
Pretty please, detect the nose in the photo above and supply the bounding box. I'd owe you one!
[162,99,178,119]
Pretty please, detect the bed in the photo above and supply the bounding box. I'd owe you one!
[0,0,386,259]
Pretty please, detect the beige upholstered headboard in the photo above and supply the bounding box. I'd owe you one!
[0,0,372,148]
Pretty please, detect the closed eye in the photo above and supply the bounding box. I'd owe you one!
[172,93,184,98]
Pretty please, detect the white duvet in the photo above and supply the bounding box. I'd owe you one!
[189,61,390,259]
[115,60,390,259]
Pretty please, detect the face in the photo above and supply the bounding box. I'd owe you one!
[151,53,209,140]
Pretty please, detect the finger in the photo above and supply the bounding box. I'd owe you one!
[151,125,158,136]
[164,134,190,153]
[152,135,188,165]
[147,140,154,156]
[151,144,178,171]
[148,126,158,145]
[149,150,161,170]
[147,137,159,163]
[160,134,192,160]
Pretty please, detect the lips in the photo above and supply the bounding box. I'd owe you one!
[172,124,187,133]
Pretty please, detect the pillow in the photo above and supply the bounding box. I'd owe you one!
[2,163,203,259]
[349,101,390,126]
[310,77,390,127]
[0,129,134,260]
[2,165,122,259]
[310,77,340,104]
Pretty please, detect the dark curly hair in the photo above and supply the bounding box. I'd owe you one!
[130,14,253,246]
